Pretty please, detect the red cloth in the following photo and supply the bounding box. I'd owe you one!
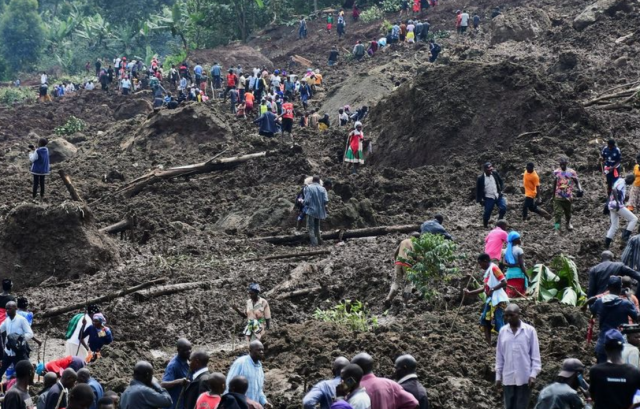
[282,102,294,119]
[348,131,362,154]
[46,356,73,376]
[506,278,526,298]
[227,74,237,87]
[413,0,420,12]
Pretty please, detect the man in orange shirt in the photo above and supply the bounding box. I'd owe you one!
[245,91,255,116]
[523,162,551,221]
[279,96,295,144]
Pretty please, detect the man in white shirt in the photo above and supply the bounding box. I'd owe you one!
[623,329,640,368]
[476,162,507,228]
[340,364,370,409]
[460,10,470,33]
[41,72,47,85]
[0,301,34,379]
[121,77,132,95]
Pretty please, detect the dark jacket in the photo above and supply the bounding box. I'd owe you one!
[588,260,640,298]
[183,370,210,409]
[120,379,173,409]
[476,171,504,203]
[399,376,429,409]
[420,220,453,241]
[254,112,278,135]
[534,382,583,409]
[43,382,66,409]
[590,295,638,349]
[220,392,249,409]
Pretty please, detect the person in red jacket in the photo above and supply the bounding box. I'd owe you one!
[280,97,295,144]
[224,69,238,102]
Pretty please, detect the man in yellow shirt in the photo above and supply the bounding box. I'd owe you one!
[628,154,640,212]
[523,162,551,221]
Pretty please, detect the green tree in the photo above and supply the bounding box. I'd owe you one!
[0,0,45,73]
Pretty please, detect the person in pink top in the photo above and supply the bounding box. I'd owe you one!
[351,353,418,409]
[485,220,508,263]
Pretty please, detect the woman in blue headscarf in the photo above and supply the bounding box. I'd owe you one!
[504,231,528,298]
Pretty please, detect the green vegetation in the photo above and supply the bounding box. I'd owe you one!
[400,233,461,299]
[527,254,586,306]
[314,300,378,332]
[360,5,383,23]
[0,87,33,105]
[55,116,86,136]
[0,0,45,73]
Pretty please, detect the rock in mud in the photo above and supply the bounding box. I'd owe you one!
[0,203,119,289]
[490,9,551,44]
[573,0,634,30]
[47,138,78,163]
[113,98,153,120]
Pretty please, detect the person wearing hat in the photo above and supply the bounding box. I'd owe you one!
[534,358,586,409]
[476,162,507,228]
[553,157,582,234]
[241,284,271,344]
[589,329,640,409]
[80,313,113,361]
[590,276,638,363]
[606,174,638,247]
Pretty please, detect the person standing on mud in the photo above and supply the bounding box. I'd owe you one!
[496,304,541,409]
[225,341,272,409]
[0,301,35,380]
[120,361,172,409]
[304,176,329,247]
[590,276,637,363]
[503,231,528,298]
[522,163,551,221]
[606,175,637,248]
[484,221,508,264]
[238,284,271,343]
[280,97,295,144]
[394,355,429,409]
[29,138,50,201]
[351,353,418,409]
[476,162,507,228]
[344,122,365,174]
[552,157,582,234]
[161,338,191,409]
[602,139,622,194]
[299,17,307,39]
[464,253,509,345]
[384,237,415,308]
[588,250,640,299]
[303,357,350,409]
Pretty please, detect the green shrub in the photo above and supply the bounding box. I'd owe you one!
[55,116,85,135]
[400,233,461,299]
[360,5,383,23]
[314,300,378,332]
[380,0,401,13]
[0,87,32,105]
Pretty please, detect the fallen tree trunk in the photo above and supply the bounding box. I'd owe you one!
[275,285,340,300]
[58,169,83,202]
[242,249,331,262]
[100,214,137,235]
[40,278,167,318]
[250,224,422,244]
[132,282,212,301]
[584,86,640,106]
[115,151,272,199]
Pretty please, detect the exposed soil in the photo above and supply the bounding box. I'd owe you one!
[3,0,640,407]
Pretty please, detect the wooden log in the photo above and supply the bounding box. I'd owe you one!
[242,249,331,262]
[100,215,137,235]
[584,87,640,106]
[275,285,340,300]
[132,282,212,301]
[40,278,167,318]
[58,169,83,202]
[250,224,422,244]
[293,55,313,66]
[117,151,272,198]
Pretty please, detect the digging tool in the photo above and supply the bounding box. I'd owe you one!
[76,295,89,356]
[586,315,595,346]
[447,275,473,336]
[37,334,48,382]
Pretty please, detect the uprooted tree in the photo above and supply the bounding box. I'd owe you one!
[526,254,586,306]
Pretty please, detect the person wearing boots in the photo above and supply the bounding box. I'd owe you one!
[606,175,638,248]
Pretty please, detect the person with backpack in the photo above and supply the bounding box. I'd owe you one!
[353,41,366,61]
[29,138,50,201]
[0,302,35,380]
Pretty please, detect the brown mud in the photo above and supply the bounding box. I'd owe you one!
[2,0,640,407]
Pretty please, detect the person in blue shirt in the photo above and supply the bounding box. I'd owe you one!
[81,313,113,360]
[420,215,453,241]
[602,139,622,193]
[78,367,104,409]
[29,137,50,200]
[303,357,349,409]
[161,338,192,409]
[211,62,222,90]
[194,63,203,86]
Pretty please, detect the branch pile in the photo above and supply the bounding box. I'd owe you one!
[584,83,640,110]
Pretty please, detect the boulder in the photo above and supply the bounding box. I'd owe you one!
[490,9,551,44]
[113,98,153,120]
[573,0,634,30]
[47,138,78,163]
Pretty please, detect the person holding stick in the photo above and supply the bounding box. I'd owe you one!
[161,338,191,409]
[65,305,100,360]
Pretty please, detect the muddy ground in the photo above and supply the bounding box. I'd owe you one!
[2,0,640,407]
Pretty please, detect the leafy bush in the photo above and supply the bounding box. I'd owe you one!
[0,87,32,105]
[380,20,393,34]
[55,116,86,136]
[527,254,586,306]
[163,49,188,70]
[314,300,378,332]
[400,233,460,299]
[360,6,383,23]
[380,0,401,13]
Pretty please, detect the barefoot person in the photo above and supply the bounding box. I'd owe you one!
[243,284,271,343]
[344,122,364,174]
[464,253,509,345]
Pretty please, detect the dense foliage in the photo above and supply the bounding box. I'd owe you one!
[0,0,392,78]
[527,254,586,306]
[314,300,378,332]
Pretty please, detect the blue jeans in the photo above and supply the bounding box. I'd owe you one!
[483,196,507,227]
